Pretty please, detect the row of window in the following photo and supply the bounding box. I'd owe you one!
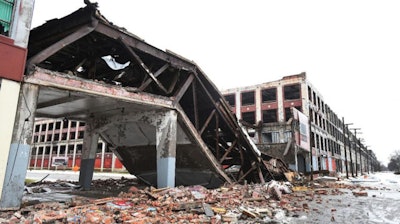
[224,84,301,107]
[31,142,111,156]
[311,132,342,155]
[34,120,85,132]
[33,130,85,143]
[241,107,301,124]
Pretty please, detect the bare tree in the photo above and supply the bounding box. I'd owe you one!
[387,150,400,173]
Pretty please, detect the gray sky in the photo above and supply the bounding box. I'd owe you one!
[31,0,400,165]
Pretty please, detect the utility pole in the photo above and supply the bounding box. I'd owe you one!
[350,128,361,176]
[342,118,349,179]
[347,126,355,177]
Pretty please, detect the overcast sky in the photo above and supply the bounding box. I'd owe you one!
[31,0,400,165]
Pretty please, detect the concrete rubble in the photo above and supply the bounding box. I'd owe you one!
[0,175,388,223]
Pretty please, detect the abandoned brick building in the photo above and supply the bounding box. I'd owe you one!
[221,73,375,176]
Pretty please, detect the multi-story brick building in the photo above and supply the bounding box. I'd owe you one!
[222,72,374,176]
[30,119,125,172]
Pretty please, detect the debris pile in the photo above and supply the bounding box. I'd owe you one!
[0,176,387,223]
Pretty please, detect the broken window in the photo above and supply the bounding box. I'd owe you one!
[48,122,54,131]
[76,144,83,154]
[71,121,77,128]
[78,131,84,139]
[224,94,235,107]
[55,121,61,129]
[61,132,68,140]
[68,145,74,154]
[262,109,277,123]
[35,125,40,132]
[33,135,38,143]
[261,88,277,102]
[287,106,301,121]
[70,131,76,139]
[308,86,312,101]
[0,0,14,36]
[241,111,256,124]
[262,132,273,143]
[284,84,301,100]
[241,91,255,106]
[54,133,60,141]
[47,134,52,142]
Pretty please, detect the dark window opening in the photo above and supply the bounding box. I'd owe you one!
[71,121,77,128]
[285,107,300,121]
[76,144,83,154]
[262,132,273,143]
[284,84,301,100]
[261,88,277,102]
[70,132,76,139]
[262,109,277,123]
[61,132,68,140]
[308,86,312,101]
[242,111,256,124]
[55,121,61,129]
[78,131,84,139]
[35,125,40,132]
[241,91,255,105]
[47,134,52,142]
[54,133,60,141]
[48,123,54,130]
[224,94,235,107]
[80,122,86,127]
[60,145,66,154]
[68,145,74,154]
[33,135,38,143]
[97,143,103,153]
[45,146,51,155]
[40,135,45,142]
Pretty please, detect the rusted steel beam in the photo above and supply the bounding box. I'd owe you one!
[27,20,98,71]
[37,95,84,109]
[26,68,174,109]
[95,23,196,71]
[119,37,168,94]
[215,114,220,160]
[192,81,199,130]
[139,63,169,91]
[172,74,194,107]
[219,139,237,164]
[194,75,237,131]
[200,109,217,135]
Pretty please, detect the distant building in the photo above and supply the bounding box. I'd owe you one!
[30,118,125,172]
[222,72,373,176]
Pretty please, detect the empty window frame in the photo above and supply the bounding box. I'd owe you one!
[284,84,301,100]
[241,91,255,106]
[224,94,235,107]
[242,111,256,124]
[262,109,277,123]
[261,88,277,102]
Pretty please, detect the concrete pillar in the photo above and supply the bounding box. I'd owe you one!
[0,83,39,210]
[78,119,99,190]
[156,110,177,188]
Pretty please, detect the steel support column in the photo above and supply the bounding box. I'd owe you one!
[156,110,177,188]
[79,118,99,190]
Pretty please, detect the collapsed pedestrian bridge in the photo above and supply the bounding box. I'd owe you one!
[26,4,272,188]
